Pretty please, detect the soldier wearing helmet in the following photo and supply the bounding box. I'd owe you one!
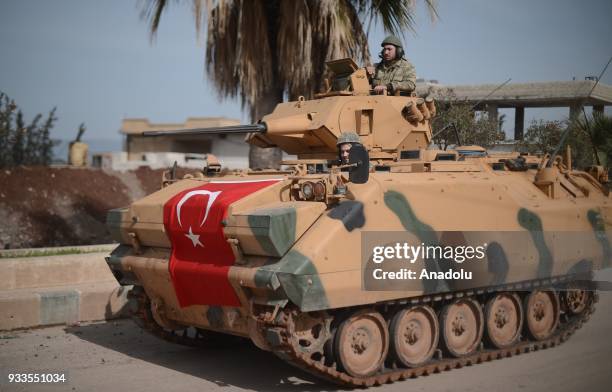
[368,35,417,95]
[337,132,361,165]
[334,132,362,195]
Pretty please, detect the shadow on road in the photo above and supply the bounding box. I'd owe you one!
[64,319,343,391]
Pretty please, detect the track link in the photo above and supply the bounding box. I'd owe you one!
[128,276,598,387]
[274,304,594,387]
[127,286,243,348]
[262,277,598,387]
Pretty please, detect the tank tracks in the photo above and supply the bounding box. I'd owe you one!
[127,286,244,348]
[128,275,597,387]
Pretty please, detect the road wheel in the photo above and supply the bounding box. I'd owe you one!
[335,309,389,377]
[389,305,439,367]
[564,289,590,315]
[440,298,484,357]
[524,290,559,341]
[485,293,523,348]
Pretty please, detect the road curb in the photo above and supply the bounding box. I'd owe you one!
[0,249,132,331]
[0,243,117,259]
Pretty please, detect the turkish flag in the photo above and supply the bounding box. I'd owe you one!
[163,179,280,307]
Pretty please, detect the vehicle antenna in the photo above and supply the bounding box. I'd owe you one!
[432,78,512,145]
[579,56,612,166]
[549,56,612,168]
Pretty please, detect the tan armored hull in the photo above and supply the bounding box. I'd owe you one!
[106,60,610,385]
[108,159,611,325]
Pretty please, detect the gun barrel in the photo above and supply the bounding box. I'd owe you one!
[142,123,267,137]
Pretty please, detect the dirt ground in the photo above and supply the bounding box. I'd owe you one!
[0,166,191,249]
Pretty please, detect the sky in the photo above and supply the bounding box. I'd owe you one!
[0,0,611,154]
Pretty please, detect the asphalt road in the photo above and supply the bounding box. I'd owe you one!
[2,272,612,392]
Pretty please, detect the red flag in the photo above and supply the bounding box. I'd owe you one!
[163,179,280,307]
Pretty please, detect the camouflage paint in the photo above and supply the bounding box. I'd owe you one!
[252,258,299,290]
[486,241,509,285]
[248,207,297,257]
[106,208,127,243]
[434,231,467,292]
[206,306,224,329]
[587,209,611,268]
[567,259,593,275]
[517,208,553,278]
[327,201,365,231]
[106,245,138,285]
[253,269,281,290]
[383,190,449,293]
[255,250,329,312]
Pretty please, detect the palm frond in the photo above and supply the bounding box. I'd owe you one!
[141,0,168,40]
[192,0,204,35]
[142,0,437,122]
[586,113,612,147]
[353,0,437,36]
[205,0,275,119]
[423,0,439,22]
[278,0,370,100]
[142,0,207,39]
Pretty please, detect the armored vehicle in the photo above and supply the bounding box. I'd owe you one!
[106,59,610,386]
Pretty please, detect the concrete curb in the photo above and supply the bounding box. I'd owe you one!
[0,243,117,259]
[0,283,132,330]
[0,249,132,331]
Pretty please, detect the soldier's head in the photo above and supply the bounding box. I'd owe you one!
[337,132,361,164]
[380,35,405,62]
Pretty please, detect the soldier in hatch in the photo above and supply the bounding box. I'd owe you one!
[334,132,362,195]
[368,35,417,95]
[337,132,361,165]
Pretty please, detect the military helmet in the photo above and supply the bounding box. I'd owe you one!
[381,35,403,48]
[336,132,361,146]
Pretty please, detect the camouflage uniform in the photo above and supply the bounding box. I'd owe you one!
[372,58,417,94]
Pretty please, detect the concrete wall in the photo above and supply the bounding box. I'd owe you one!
[0,246,130,330]
[120,117,249,168]
[92,151,214,171]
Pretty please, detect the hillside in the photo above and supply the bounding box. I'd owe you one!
[0,166,188,249]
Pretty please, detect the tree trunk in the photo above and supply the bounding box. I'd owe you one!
[248,85,284,170]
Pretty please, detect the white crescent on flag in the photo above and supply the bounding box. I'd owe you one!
[175,190,222,228]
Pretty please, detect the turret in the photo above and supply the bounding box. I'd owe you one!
[144,58,438,162]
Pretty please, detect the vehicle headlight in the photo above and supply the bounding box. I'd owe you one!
[313,181,326,201]
[301,181,314,200]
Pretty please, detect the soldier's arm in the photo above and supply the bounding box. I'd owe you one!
[369,63,381,86]
[389,62,416,93]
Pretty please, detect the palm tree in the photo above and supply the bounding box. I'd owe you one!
[142,0,438,168]
[576,113,612,168]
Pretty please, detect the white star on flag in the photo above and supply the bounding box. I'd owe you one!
[185,226,204,248]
